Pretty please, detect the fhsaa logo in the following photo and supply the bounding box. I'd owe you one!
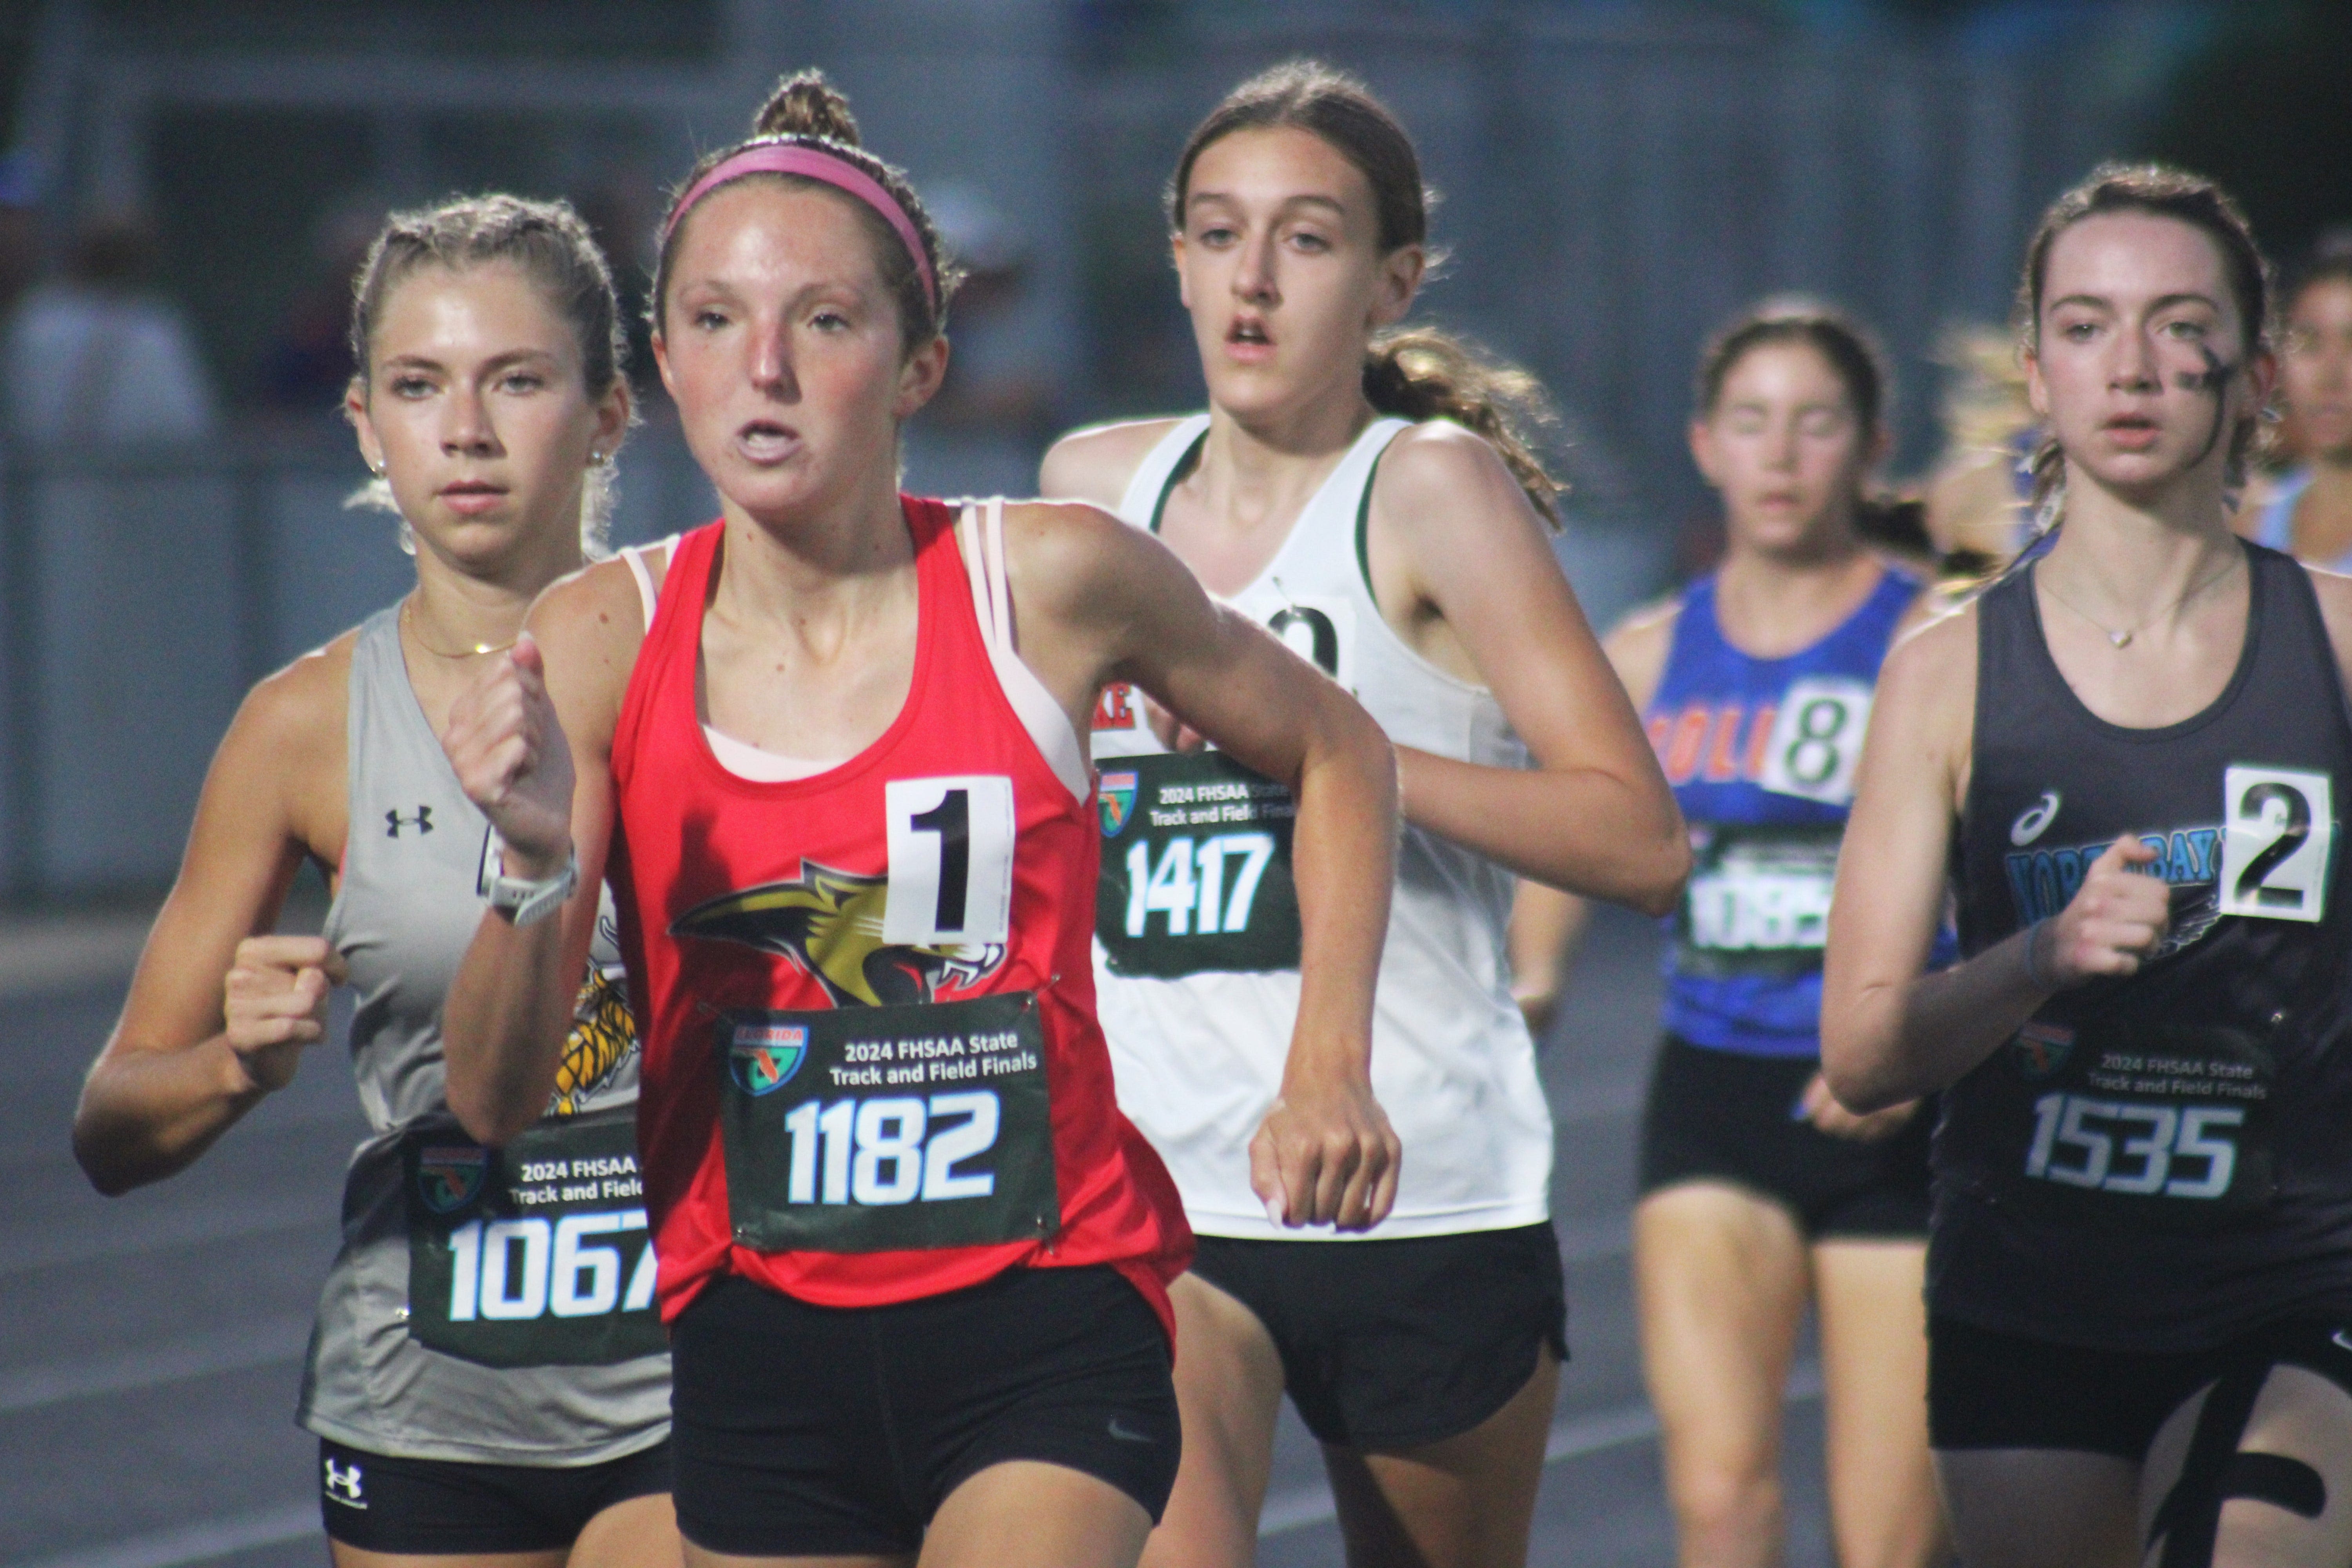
[1098,772,1138,838]
[323,1455,367,1508]
[414,1146,489,1214]
[2012,1018,2076,1080]
[731,1023,808,1096]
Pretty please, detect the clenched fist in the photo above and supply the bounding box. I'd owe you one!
[2033,834,2172,987]
[223,935,347,1094]
[1248,1058,1402,1232]
[441,633,576,877]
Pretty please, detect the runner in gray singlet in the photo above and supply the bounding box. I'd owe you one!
[302,606,666,1461]
[73,194,675,1563]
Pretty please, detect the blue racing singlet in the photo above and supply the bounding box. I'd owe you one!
[1646,566,1924,1056]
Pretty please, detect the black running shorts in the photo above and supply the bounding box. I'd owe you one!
[1638,1034,1932,1239]
[316,1436,670,1553]
[668,1265,1179,1557]
[1189,1221,1568,1451]
[1929,1314,2352,1459]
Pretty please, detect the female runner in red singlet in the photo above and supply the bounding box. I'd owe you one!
[433,73,1402,1568]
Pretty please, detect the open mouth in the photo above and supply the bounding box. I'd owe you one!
[1226,316,1273,354]
[737,421,799,463]
[2103,414,2161,448]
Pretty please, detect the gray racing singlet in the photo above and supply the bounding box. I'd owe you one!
[299,606,670,1464]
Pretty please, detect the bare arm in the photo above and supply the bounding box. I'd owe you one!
[73,650,350,1193]
[1367,426,1689,914]
[438,561,641,1145]
[1819,606,2170,1111]
[1007,501,1402,1230]
[1037,418,1187,510]
[1505,598,1678,1024]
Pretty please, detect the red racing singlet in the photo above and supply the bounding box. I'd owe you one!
[608,499,1190,1335]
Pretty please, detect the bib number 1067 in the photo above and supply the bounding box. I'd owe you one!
[444,1209,657,1323]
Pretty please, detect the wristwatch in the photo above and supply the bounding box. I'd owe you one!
[477,835,579,928]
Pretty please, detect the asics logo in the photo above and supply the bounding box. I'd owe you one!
[2011,791,2062,846]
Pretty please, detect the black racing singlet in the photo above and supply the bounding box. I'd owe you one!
[1941,541,2352,1351]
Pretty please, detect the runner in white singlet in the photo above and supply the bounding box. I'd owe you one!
[1043,61,1687,1568]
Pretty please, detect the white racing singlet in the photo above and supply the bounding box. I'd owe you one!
[1091,414,1553,1240]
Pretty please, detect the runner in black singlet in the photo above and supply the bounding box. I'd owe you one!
[1823,165,2352,1568]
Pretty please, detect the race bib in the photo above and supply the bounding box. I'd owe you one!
[1755,678,1874,805]
[1095,751,1301,978]
[403,1107,663,1368]
[2216,765,2334,924]
[1674,824,1843,979]
[716,992,1060,1253]
[1991,1016,2276,1232]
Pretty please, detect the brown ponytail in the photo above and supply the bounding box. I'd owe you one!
[1173,60,1566,526]
[1361,327,1562,526]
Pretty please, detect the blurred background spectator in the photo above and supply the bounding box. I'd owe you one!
[903,181,1065,498]
[0,206,217,446]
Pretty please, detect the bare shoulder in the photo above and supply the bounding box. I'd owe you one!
[1000,498,1146,619]
[527,555,655,737]
[532,554,653,657]
[2299,562,2352,682]
[238,628,356,755]
[1602,595,1681,703]
[1880,593,1979,728]
[1038,417,1191,510]
[1372,419,1528,523]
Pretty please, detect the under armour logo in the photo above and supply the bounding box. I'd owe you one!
[323,1457,367,1507]
[386,806,434,838]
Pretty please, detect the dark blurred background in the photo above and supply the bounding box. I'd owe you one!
[0,0,2344,905]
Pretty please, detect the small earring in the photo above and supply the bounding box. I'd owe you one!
[368,460,385,477]
[588,450,605,466]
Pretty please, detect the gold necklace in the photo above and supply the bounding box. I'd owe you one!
[401,596,519,659]
[2037,551,2243,650]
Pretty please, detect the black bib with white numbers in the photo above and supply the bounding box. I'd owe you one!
[1674,823,1845,980]
[1094,751,1302,978]
[715,991,1061,1253]
[403,1106,664,1368]
[1941,543,2352,1347]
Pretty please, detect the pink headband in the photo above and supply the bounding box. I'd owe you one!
[662,142,937,312]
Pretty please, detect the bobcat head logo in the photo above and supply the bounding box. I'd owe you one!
[670,862,1002,1008]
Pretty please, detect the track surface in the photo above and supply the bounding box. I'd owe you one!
[3,905,1839,1567]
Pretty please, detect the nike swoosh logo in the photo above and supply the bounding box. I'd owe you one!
[1107,1417,1156,1444]
[2332,1328,2352,1355]
[2011,791,2062,847]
